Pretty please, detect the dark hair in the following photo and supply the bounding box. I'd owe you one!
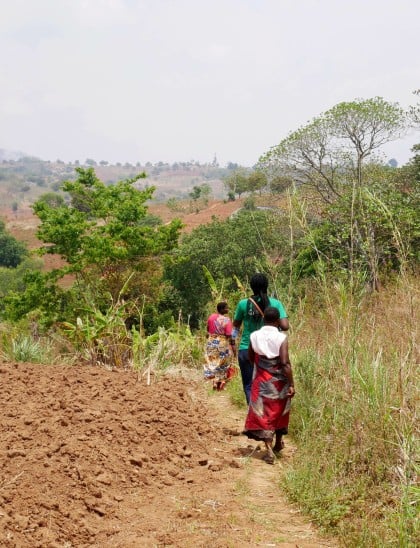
[250,273,270,311]
[263,306,280,324]
[217,301,228,314]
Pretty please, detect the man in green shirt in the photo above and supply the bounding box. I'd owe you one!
[232,273,289,404]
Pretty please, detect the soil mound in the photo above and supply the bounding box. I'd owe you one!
[0,362,237,547]
[1,361,334,547]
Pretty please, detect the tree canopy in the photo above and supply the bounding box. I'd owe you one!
[13,168,185,324]
[259,97,408,203]
[164,209,290,324]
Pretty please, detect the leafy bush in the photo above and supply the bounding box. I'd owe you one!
[0,220,28,267]
[164,209,290,325]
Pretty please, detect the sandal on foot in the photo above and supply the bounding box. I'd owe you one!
[262,453,275,465]
[273,441,285,456]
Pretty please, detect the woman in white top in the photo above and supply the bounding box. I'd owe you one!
[243,306,295,464]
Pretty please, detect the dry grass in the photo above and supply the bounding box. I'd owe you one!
[286,276,419,546]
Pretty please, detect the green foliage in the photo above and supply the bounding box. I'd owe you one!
[225,373,248,408]
[223,169,250,198]
[3,270,70,327]
[36,191,65,208]
[1,332,52,364]
[55,287,201,374]
[0,221,28,267]
[260,96,408,203]
[33,167,182,269]
[189,183,212,209]
[291,163,419,287]
[22,168,184,324]
[164,209,289,324]
[243,196,257,210]
[247,170,267,194]
[0,257,44,318]
[58,297,131,368]
[223,169,268,199]
[190,185,202,201]
[285,281,418,545]
[269,174,293,194]
[132,324,201,378]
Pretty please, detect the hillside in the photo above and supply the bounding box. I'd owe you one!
[0,157,234,209]
[1,198,245,278]
[2,198,243,244]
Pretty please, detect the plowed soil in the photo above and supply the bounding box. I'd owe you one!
[0,360,337,547]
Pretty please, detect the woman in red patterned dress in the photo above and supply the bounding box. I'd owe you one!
[243,306,295,464]
[203,302,236,391]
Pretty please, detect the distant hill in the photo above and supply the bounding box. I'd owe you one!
[0,148,27,161]
[0,157,240,209]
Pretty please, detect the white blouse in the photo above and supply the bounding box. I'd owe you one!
[250,325,287,359]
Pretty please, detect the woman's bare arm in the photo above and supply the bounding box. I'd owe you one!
[279,340,295,396]
[279,318,289,331]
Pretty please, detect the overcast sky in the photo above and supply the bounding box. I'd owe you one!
[1,0,419,167]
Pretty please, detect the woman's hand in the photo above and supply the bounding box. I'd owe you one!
[287,385,295,397]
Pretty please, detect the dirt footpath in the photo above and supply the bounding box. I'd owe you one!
[0,361,336,547]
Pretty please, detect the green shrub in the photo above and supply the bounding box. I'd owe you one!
[1,333,52,364]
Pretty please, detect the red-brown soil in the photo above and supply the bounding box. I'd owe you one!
[148,200,244,233]
[0,361,337,547]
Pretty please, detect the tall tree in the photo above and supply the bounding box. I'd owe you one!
[248,170,267,195]
[259,97,408,203]
[326,97,407,187]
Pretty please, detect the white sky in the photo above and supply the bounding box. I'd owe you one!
[1,0,419,167]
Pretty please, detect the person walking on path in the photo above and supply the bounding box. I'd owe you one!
[232,273,289,404]
[204,301,237,391]
[243,306,295,464]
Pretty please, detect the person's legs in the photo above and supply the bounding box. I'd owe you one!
[263,439,276,464]
[238,349,253,404]
[273,428,287,453]
[273,434,284,453]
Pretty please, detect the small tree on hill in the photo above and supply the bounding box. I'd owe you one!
[0,221,28,268]
[223,169,249,199]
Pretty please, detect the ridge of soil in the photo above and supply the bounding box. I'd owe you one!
[0,360,337,547]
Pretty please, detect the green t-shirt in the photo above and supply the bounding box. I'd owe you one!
[233,297,287,351]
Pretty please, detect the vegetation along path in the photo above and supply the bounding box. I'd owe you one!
[0,360,337,547]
